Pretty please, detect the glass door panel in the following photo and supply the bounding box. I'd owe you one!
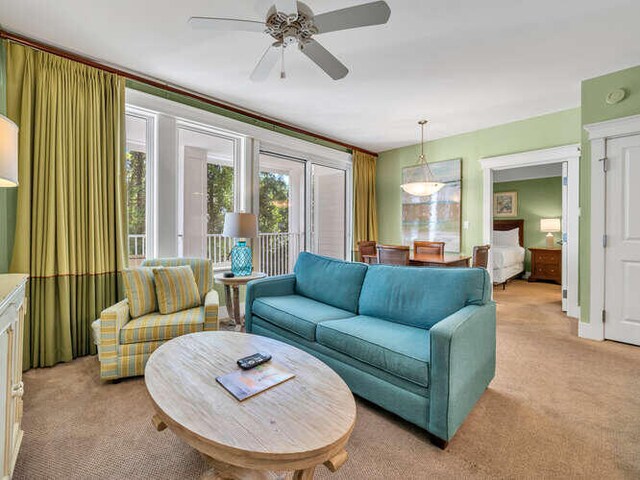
[178,127,236,264]
[258,153,306,275]
[311,164,346,260]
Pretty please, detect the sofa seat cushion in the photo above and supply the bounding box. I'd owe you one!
[119,306,204,344]
[252,295,355,341]
[316,316,430,387]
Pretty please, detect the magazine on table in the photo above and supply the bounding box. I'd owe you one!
[216,363,295,401]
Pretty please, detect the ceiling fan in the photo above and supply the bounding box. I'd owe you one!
[189,0,391,81]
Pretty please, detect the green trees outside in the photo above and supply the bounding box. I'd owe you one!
[207,164,234,234]
[126,151,146,235]
[259,172,289,234]
[126,159,291,257]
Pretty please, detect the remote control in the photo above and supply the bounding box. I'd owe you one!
[237,352,272,370]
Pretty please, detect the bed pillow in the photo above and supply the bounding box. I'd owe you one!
[493,228,519,247]
[153,266,201,314]
[122,268,158,318]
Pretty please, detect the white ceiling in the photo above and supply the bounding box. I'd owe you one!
[2,0,640,152]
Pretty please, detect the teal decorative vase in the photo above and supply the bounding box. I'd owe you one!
[231,241,253,276]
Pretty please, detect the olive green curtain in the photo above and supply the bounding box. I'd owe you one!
[6,42,127,369]
[352,150,378,260]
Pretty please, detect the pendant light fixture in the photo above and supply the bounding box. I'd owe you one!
[400,120,444,197]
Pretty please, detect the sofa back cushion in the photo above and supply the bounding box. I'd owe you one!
[142,258,213,302]
[294,252,368,313]
[358,265,491,329]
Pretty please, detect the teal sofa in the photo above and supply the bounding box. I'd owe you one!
[246,252,496,446]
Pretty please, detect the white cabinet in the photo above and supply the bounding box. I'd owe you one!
[0,275,27,480]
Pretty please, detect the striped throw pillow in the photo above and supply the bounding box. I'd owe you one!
[153,266,201,314]
[122,268,158,318]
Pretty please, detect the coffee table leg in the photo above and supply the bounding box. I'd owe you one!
[223,285,235,326]
[292,467,316,480]
[201,455,275,480]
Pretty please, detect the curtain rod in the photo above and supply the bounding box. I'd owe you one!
[0,29,378,157]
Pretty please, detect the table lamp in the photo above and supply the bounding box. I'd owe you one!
[540,218,561,248]
[0,114,19,187]
[223,212,258,276]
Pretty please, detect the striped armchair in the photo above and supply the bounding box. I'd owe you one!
[93,258,219,381]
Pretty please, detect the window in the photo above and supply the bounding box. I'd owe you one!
[178,124,240,267]
[258,153,305,275]
[125,111,154,265]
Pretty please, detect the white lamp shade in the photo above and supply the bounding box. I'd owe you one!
[222,212,258,238]
[0,114,18,187]
[540,218,561,233]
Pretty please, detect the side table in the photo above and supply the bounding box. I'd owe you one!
[214,272,267,330]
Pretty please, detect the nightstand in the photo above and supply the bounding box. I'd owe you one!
[528,248,561,285]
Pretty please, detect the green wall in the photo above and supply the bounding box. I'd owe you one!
[494,177,562,271]
[579,65,640,323]
[376,108,581,256]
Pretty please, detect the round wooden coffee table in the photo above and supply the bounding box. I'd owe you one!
[145,331,356,479]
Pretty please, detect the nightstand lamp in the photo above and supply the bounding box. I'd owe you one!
[540,218,561,248]
[223,212,258,276]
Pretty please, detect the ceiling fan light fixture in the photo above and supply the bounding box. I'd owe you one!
[400,120,445,197]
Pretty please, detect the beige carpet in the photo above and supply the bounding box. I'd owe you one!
[12,281,640,479]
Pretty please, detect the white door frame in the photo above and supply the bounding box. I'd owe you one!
[583,113,640,341]
[480,144,581,319]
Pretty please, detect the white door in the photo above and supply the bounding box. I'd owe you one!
[561,161,568,312]
[311,164,346,259]
[604,134,640,345]
[182,146,207,257]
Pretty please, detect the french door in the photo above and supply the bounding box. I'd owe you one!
[311,164,347,260]
[258,153,306,275]
[179,124,240,263]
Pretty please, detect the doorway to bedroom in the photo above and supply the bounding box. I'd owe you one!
[480,145,580,319]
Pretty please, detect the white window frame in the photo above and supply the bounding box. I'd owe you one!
[125,106,157,259]
[125,88,353,265]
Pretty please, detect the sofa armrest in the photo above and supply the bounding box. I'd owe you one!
[204,289,220,331]
[245,274,296,333]
[99,299,131,380]
[428,302,496,441]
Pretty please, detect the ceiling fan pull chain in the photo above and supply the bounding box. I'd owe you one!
[281,46,286,79]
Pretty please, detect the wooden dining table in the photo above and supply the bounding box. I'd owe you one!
[362,252,471,267]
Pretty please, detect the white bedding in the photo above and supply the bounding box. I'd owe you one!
[492,245,525,269]
[493,263,525,284]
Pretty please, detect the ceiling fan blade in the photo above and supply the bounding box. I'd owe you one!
[189,16,265,33]
[250,45,281,81]
[275,0,298,16]
[299,39,348,80]
[313,1,391,34]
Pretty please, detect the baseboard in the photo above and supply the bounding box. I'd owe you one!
[578,320,604,341]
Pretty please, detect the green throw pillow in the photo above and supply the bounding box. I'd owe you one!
[122,268,158,318]
[153,266,201,314]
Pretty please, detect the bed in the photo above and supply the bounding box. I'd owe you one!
[492,219,525,289]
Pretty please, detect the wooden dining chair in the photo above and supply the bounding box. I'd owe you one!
[377,245,410,266]
[413,241,445,257]
[357,241,377,263]
[472,244,491,268]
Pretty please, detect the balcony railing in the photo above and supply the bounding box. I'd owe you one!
[128,234,146,267]
[128,232,302,276]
